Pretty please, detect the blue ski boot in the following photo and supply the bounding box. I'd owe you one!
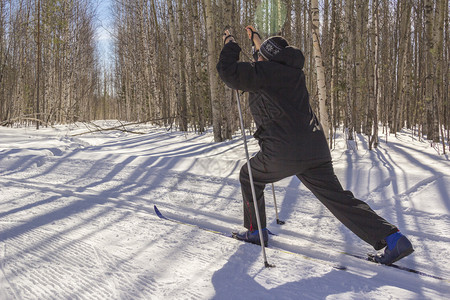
[233,228,269,246]
[375,232,414,265]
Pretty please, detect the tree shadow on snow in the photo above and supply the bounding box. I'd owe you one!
[211,243,438,299]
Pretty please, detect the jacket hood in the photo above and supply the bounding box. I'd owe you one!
[270,46,305,69]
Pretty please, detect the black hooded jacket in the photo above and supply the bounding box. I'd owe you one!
[216,41,331,162]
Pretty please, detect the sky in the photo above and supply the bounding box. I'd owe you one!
[95,0,113,66]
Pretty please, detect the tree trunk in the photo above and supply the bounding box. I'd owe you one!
[36,0,41,129]
[204,0,222,142]
[345,0,356,142]
[370,0,380,149]
[393,1,411,133]
[424,0,436,141]
[329,0,339,147]
[433,0,446,144]
[176,0,188,131]
[310,0,330,140]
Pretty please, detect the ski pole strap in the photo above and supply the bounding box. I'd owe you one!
[249,29,261,47]
[248,28,261,61]
[223,34,235,45]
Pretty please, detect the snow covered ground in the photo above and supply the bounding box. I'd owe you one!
[0,121,449,299]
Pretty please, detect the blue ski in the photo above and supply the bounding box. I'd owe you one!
[154,205,346,271]
[154,205,449,282]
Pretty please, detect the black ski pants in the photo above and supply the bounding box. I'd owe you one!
[239,151,398,250]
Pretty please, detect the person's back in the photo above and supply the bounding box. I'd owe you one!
[217,38,330,161]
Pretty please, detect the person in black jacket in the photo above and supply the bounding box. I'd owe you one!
[216,26,414,265]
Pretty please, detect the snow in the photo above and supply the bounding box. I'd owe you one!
[0,120,449,299]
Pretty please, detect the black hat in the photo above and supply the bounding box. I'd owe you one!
[259,36,288,60]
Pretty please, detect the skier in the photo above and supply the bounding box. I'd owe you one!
[216,26,414,265]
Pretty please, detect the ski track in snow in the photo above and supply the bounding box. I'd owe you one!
[0,122,449,299]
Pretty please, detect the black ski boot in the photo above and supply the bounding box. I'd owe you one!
[233,228,269,246]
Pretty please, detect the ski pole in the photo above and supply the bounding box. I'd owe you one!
[224,25,273,267]
[271,183,285,225]
[235,89,274,268]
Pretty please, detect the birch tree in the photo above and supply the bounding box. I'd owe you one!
[204,0,222,142]
[392,1,411,133]
[369,0,380,149]
[310,0,330,140]
[424,0,437,141]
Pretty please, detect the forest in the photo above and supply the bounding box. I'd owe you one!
[0,0,448,151]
